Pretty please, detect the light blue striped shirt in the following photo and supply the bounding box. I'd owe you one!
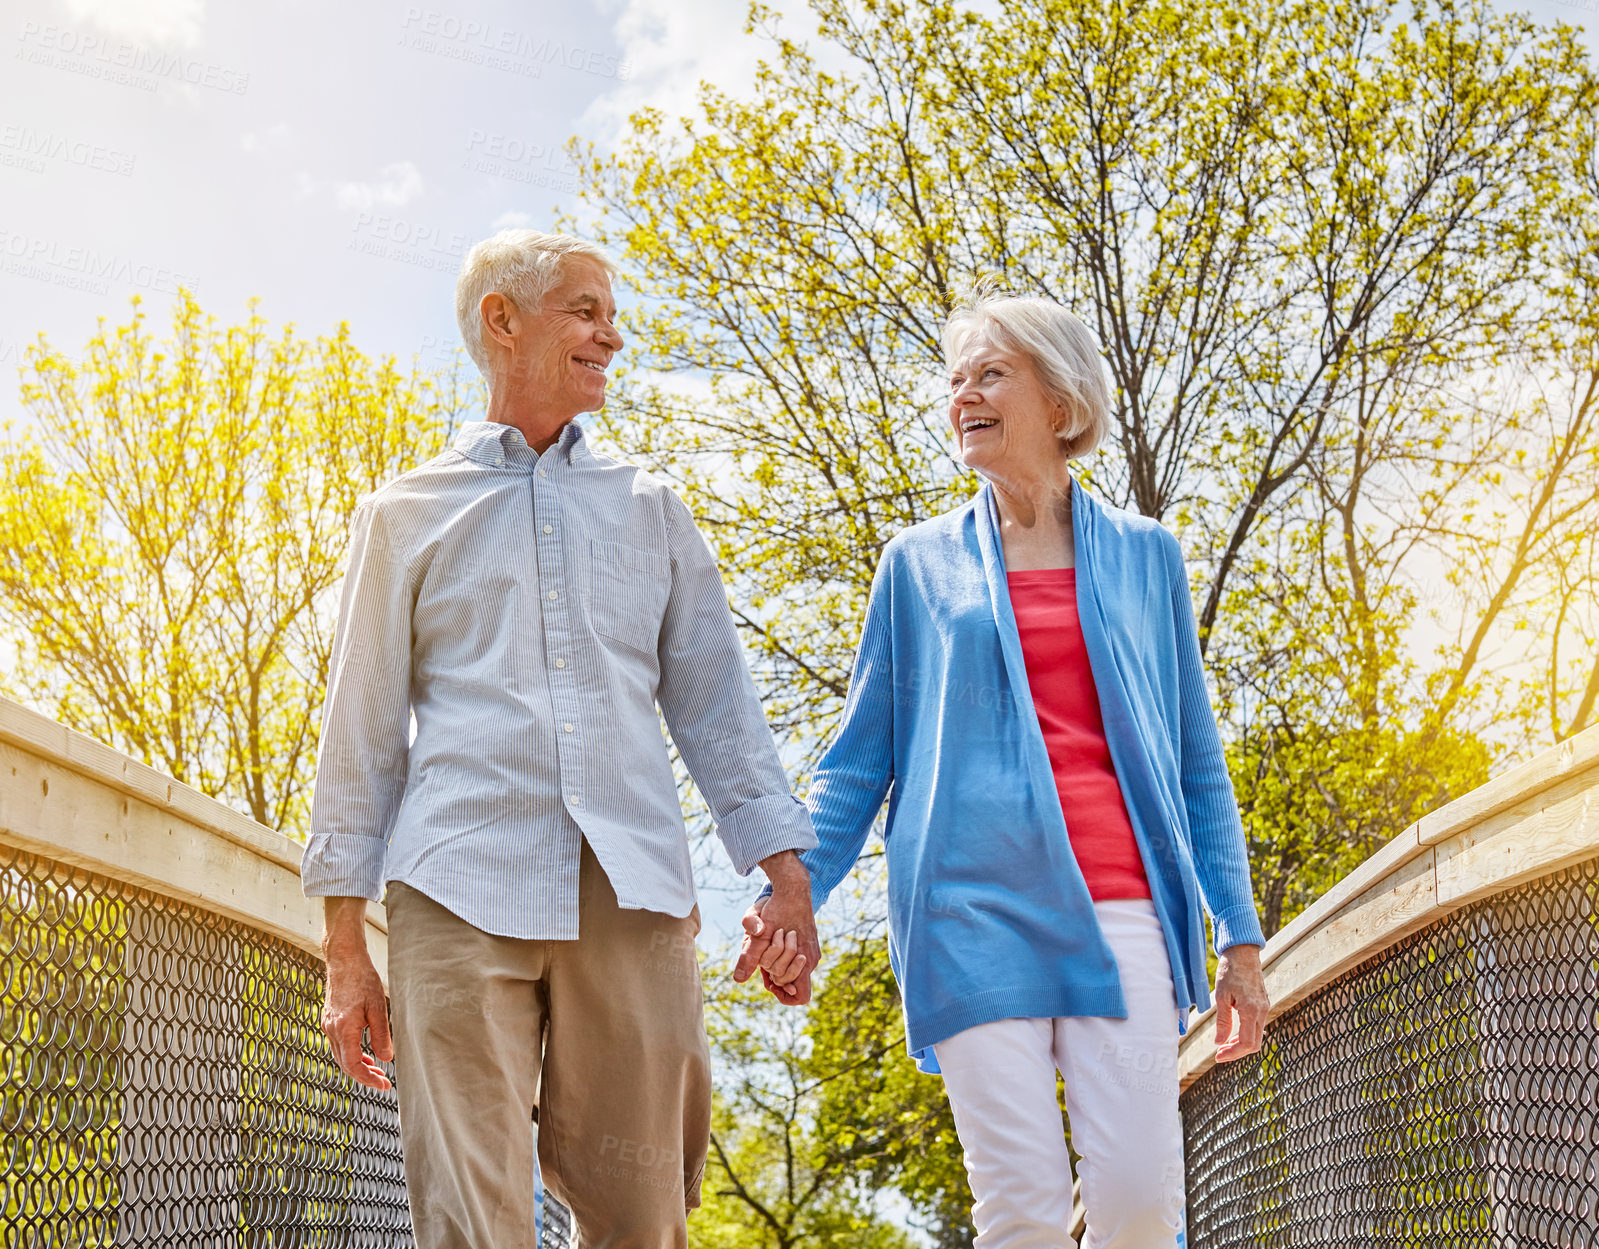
[300,418,816,938]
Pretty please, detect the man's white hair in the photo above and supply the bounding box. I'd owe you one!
[942,284,1114,461]
[454,229,618,379]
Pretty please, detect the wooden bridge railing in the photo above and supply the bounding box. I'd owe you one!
[1157,724,1599,1247]
[6,692,1596,1246]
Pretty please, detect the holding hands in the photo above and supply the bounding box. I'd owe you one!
[735,850,822,1004]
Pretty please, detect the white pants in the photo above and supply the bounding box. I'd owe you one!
[931,899,1186,1249]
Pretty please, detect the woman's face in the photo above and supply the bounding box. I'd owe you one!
[947,330,1063,479]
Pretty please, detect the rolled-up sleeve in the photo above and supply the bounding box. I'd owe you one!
[301,501,414,900]
[655,492,817,875]
[1163,534,1265,952]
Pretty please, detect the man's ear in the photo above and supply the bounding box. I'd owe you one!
[479,292,517,351]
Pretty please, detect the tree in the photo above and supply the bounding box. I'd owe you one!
[571,0,1599,1223]
[804,931,976,1247]
[574,0,1596,900]
[0,290,480,833]
[691,956,925,1249]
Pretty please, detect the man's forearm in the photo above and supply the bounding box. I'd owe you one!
[760,849,811,891]
[323,896,373,960]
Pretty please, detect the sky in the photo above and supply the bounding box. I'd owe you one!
[0,0,793,940]
[2,0,1596,944]
[1,0,1591,424]
[0,0,776,433]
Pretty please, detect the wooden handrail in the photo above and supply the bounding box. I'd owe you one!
[1177,722,1599,1093]
[0,695,389,983]
[7,694,1595,1240]
[1064,723,1599,1239]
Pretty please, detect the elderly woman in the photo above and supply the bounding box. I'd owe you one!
[740,290,1271,1246]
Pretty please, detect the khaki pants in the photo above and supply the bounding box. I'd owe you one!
[385,840,712,1249]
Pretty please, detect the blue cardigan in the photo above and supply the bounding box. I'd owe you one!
[791,478,1264,1072]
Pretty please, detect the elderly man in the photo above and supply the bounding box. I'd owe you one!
[301,229,821,1249]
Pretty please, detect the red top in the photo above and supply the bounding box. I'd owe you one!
[1006,569,1152,901]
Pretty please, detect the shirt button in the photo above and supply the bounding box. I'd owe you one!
[563,723,574,733]
[569,794,581,806]
[538,468,547,478]
[547,589,559,600]
[553,657,566,669]
[543,524,553,534]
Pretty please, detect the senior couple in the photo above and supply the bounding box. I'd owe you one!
[303,228,1270,1249]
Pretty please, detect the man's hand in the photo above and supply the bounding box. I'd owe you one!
[321,897,395,1090]
[1213,943,1270,1061]
[733,850,821,1005]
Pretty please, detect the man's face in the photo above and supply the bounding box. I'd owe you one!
[489,256,622,416]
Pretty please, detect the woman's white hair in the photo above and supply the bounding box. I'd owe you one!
[454,229,618,379]
[942,283,1114,460]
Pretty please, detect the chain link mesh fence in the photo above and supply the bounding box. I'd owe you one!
[13,823,1594,1245]
[1181,852,1599,1248]
[0,842,573,1248]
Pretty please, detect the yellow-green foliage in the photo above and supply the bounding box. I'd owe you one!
[0,290,482,834]
[575,0,1599,925]
[574,0,1599,1234]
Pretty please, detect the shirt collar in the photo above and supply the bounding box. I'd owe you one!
[453,418,588,470]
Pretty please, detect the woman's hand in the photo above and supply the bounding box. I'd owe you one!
[1213,944,1270,1060]
[733,855,821,1003]
[734,895,821,1003]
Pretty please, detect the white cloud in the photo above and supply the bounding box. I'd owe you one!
[58,0,205,46]
[334,161,425,212]
[240,123,294,154]
[583,0,770,144]
[582,0,866,154]
[491,210,537,229]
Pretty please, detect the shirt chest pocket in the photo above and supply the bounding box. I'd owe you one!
[586,538,672,655]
